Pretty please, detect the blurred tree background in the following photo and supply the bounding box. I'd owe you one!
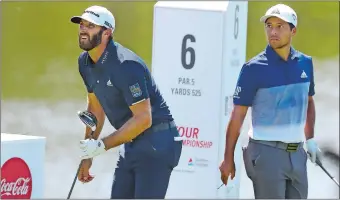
[1,1,339,100]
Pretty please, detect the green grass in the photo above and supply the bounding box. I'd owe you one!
[1,2,338,100]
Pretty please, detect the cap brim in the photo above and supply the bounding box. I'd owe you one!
[70,15,101,26]
[70,16,82,24]
[260,14,288,24]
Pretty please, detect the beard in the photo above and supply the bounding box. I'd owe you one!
[78,29,104,51]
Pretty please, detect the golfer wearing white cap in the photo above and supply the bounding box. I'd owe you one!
[71,5,115,51]
[70,5,182,199]
[219,4,322,199]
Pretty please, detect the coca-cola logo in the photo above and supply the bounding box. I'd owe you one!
[1,157,32,199]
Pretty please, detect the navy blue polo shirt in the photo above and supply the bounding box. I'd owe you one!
[233,45,315,143]
[78,40,173,130]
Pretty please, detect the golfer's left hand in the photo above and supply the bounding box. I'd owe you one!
[306,138,322,164]
[79,139,106,159]
[78,158,95,183]
[219,159,235,186]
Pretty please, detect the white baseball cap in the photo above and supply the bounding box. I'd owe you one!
[71,5,115,33]
[260,4,298,27]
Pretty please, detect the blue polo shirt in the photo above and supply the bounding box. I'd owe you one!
[233,45,315,143]
[78,40,173,130]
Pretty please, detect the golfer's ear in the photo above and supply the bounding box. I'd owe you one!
[105,29,112,38]
[291,27,297,36]
[105,30,110,36]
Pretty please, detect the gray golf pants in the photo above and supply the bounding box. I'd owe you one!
[243,138,308,199]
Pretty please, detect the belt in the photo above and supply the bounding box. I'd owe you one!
[143,121,176,135]
[129,121,178,143]
[249,138,303,152]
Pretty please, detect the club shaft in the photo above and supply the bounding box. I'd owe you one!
[316,158,340,187]
[332,178,340,187]
[67,161,82,199]
[67,130,95,199]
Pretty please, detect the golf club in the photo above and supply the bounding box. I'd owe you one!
[67,111,98,199]
[308,152,340,188]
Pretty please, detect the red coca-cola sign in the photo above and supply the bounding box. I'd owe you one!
[1,157,33,199]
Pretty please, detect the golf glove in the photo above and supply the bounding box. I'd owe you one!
[306,138,322,164]
[79,139,106,159]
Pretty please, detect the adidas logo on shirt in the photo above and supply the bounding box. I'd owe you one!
[300,71,308,78]
[107,79,113,86]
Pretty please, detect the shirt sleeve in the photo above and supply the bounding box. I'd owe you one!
[116,61,150,106]
[78,55,93,93]
[233,64,258,106]
[308,57,315,96]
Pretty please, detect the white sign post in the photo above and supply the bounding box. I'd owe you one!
[151,1,248,198]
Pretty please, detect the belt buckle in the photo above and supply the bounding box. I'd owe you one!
[286,143,299,152]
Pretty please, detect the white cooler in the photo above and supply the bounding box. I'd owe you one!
[1,133,46,199]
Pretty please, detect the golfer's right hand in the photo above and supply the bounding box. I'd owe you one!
[219,159,235,186]
[78,158,94,183]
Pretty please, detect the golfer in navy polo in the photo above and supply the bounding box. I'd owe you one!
[70,5,182,199]
[219,4,323,199]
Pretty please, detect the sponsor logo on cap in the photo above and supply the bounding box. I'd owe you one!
[292,13,296,21]
[271,8,280,15]
[84,10,100,17]
[104,21,113,29]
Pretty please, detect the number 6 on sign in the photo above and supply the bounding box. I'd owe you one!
[181,34,196,70]
[234,5,239,39]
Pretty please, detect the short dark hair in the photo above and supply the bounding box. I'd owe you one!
[288,23,295,30]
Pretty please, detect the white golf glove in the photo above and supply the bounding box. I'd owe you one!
[79,139,106,159]
[306,138,322,164]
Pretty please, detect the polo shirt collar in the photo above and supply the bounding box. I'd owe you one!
[265,44,300,61]
[85,40,116,67]
[290,47,300,60]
